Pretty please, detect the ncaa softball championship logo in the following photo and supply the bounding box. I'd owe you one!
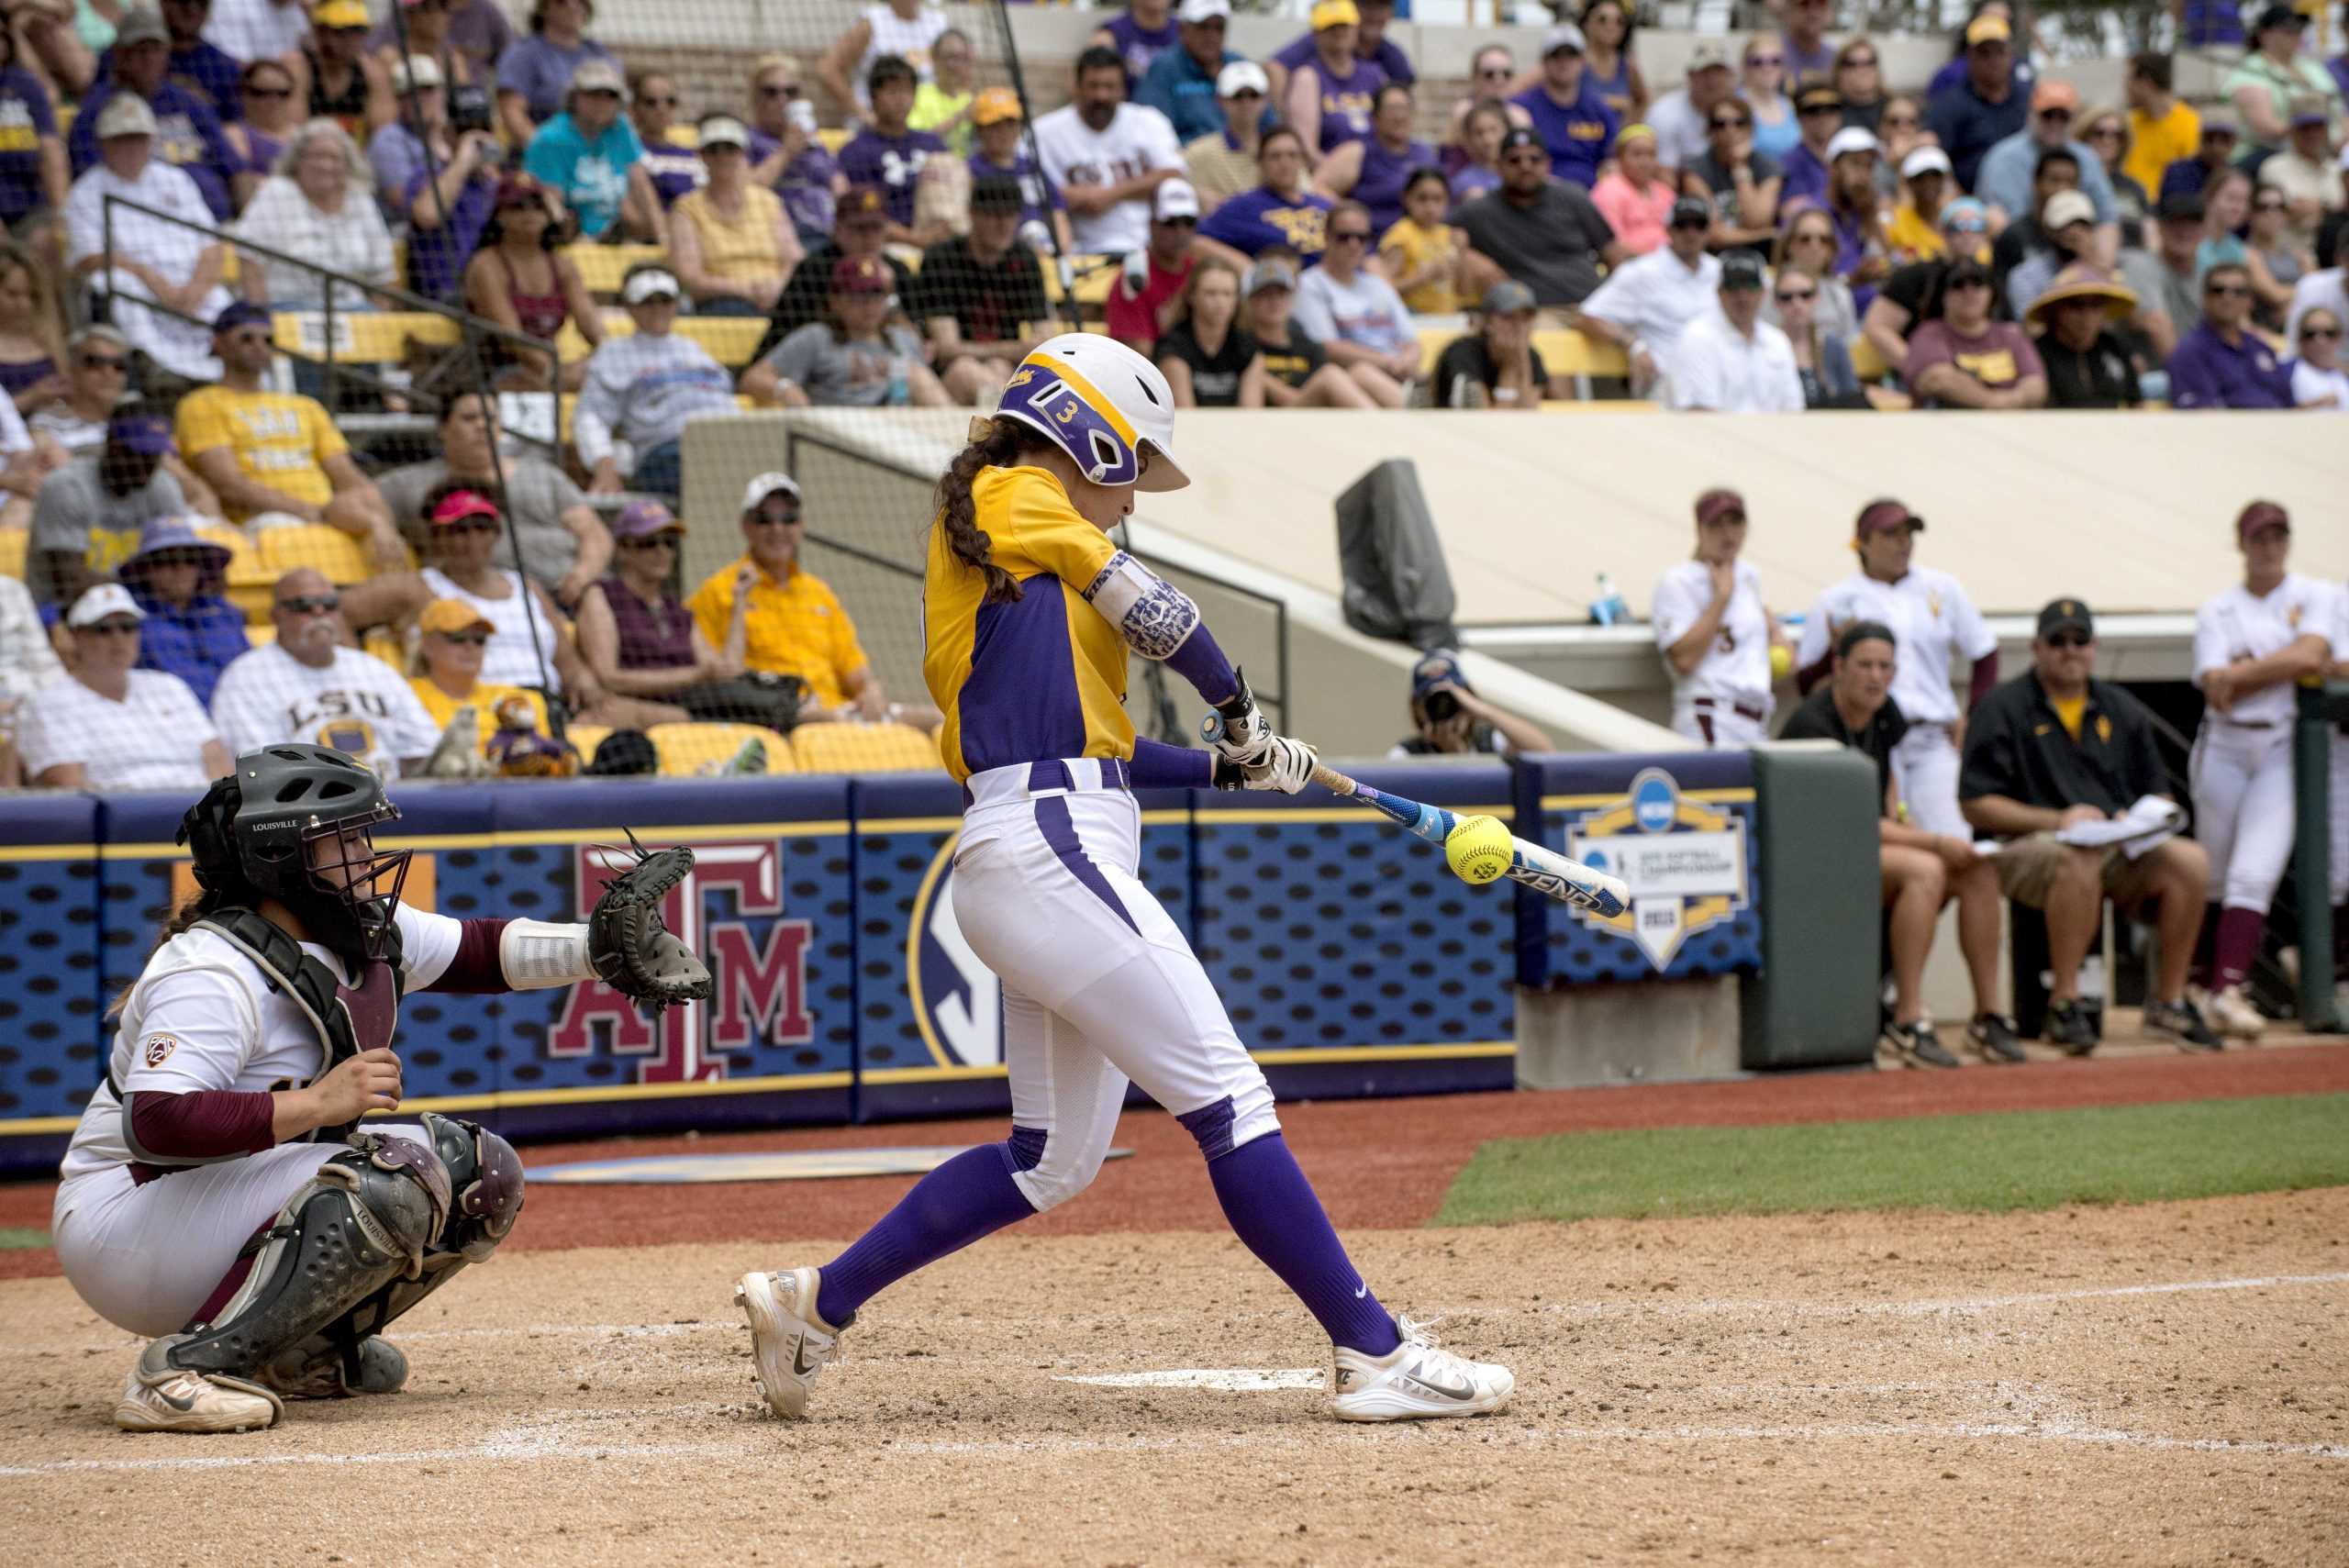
[1565,767,1750,970]
[907,835,1002,1069]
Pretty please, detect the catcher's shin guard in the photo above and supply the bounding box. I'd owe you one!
[261,1118,526,1396]
[164,1134,451,1381]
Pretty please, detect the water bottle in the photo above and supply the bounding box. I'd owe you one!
[886,361,909,406]
[1590,573,1630,627]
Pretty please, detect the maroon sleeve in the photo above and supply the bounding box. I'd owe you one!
[1968,651,1999,710]
[424,917,515,994]
[1795,651,1833,695]
[127,1089,276,1160]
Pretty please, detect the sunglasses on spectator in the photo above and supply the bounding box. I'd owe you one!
[749,509,802,527]
[2038,108,2072,121]
[2205,282,2249,296]
[246,83,293,98]
[621,533,680,548]
[2304,325,2343,339]
[640,95,677,107]
[1330,228,1372,242]
[759,83,800,97]
[1776,285,1816,302]
[85,619,139,638]
[436,631,488,646]
[81,353,128,371]
[1882,113,1920,128]
[1502,149,1547,164]
[1711,114,1750,129]
[1477,64,1511,77]
[278,595,340,614]
[1947,276,1990,291]
[1793,230,1834,244]
[1842,53,1878,67]
[145,552,207,569]
[1798,103,1841,116]
[1746,53,1782,66]
[2043,633,2090,650]
[2086,124,2122,139]
[440,517,500,533]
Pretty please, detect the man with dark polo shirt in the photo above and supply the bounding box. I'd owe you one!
[914,176,1052,406]
[1783,621,2021,1068]
[1925,12,2029,191]
[1959,598,2221,1053]
[2168,261,2296,408]
[1453,126,1622,313]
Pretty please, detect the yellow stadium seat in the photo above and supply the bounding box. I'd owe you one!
[1041,255,1117,307]
[246,623,275,646]
[271,310,461,364]
[646,721,796,776]
[563,723,612,764]
[561,243,670,298]
[789,721,942,775]
[1850,334,1890,382]
[362,626,406,673]
[674,316,769,367]
[818,128,850,153]
[255,524,372,585]
[0,525,24,581]
[1531,328,1628,378]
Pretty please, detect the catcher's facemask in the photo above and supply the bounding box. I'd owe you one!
[301,804,411,962]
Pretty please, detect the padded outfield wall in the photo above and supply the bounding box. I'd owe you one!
[0,749,1875,1174]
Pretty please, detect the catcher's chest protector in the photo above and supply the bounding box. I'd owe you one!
[197,910,407,1141]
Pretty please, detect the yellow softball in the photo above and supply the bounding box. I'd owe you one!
[1444,815,1515,886]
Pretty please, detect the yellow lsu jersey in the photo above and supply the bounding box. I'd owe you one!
[924,465,1132,784]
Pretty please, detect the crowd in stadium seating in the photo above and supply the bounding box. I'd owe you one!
[0,0,2345,788]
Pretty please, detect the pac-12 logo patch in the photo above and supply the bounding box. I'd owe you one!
[142,1034,179,1067]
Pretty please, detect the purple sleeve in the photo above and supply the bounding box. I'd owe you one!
[422,917,514,994]
[1164,618,1238,705]
[128,1089,276,1159]
[1129,736,1212,788]
[21,73,55,136]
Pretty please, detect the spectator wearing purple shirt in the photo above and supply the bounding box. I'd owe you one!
[2168,261,2297,407]
[1778,83,1845,207]
[1773,0,1840,86]
[1511,24,1618,190]
[119,517,245,708]
[400,95,502,302]
[69,11,239,222]
[368,0,515,89]
[1924,15,2029,192]
[629,71,701,208]
[494,0,618,145]
[836,55,948,239]
[95,0,241,124]
[741,57,843,245]
[968,86,1071,251]
[1093,0,1180,84]
[0,35,65,229]
[1272,0,1414,86]
[2158,118,2242,202]
[1319,82,1439,235]
[1286,0,1387,155]
[1197,125,1333,265]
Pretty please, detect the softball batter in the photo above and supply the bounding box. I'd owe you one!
[734,336,1513,1424]
[54,744,707,1433]
[2188,502,2335,1039]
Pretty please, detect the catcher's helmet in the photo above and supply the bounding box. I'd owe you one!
[179,745,411,962]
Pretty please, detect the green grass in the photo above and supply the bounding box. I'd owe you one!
[0,1227,49,1251]
[1434,1093,2349,1227]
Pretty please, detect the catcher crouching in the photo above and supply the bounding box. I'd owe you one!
[49,744,711,1434]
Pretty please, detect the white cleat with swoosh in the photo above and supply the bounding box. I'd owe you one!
[1327,1314,1514,1422]
[114,1349,283,1434]
[734,1266,844,1419]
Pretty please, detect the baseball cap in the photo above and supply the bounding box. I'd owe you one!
[1244,258,1297,295]
[1616,122,1656,147]
[2043,189,2096,229]
[1480,278,1537,315]
[1825,126,1879,162]
[838,183,888,222]
[1175,0,1231,21]
[1938,195,1989,232]
[620,266,682,304]
[2235,500,2289,542]
[1965,13,2011,44]
[1854,497,1924,537]
[113,6,167,46]
[494,171,545,208]
[830,253,893,295]
[1410,649,1472,702]
[971,174,1024,213]
[1216,61,1270,97]
[1686,42,1731,72]
[419,598,495,637]
[1796,83,1844,113]
[430,488,501,527]
[1694,486,1745,526]
[107,412,174,454]
[1497,126,1542,158]
[2200,116,2239,140]
[392,53,441,93]
[94,94,160,139]
[68,582,145,629]
[740,471,802,513]
[1667,194,1711,228]
[2288,98,2331,128]
[2156,190,2205,224]
[213,299,273,336]
[2037,598,2094,639]
[2253,2,2304,31]
[1155,178,1201,220]
[571,60,626,98]
[313,0,369,27]
[1720,250,1766,290]
[697,115,751,150]
[1542,22,1586,56]
[1309,0,1360,29]
[613,498,685,539]
[2032,79,2080,114]
[973,85,1023,124]
[1901,145,1954,180]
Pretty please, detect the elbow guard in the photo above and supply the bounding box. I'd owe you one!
[1080,550,1198,662]
[498,918,596,990]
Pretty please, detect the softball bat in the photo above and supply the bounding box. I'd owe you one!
[1307,762,1630,918]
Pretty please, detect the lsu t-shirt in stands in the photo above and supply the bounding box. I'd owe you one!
[174,386,344,521]
[0,67,57,226]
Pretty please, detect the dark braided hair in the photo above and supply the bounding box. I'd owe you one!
[931,418,1037,606]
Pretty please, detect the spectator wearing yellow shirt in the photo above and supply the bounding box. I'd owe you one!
[173,300,398,565]
[687,471,939,728]
[1376,167,1462,313]
[406,596,552,757]
[907,26,978,157]
[2123,52,2199,197]
[1886,146,1954,262]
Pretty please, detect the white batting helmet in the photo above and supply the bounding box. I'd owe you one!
[993,333,1189,493]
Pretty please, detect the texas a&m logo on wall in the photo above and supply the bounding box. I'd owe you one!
[547,839,812,1083]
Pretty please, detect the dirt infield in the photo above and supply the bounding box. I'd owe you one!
[3,1190,2343,1567]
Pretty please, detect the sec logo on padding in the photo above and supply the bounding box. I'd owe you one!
[907,835,1003,1069]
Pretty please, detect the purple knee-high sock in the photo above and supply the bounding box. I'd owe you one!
[1180,1107,1401,1357]
[815,1129,1044,1328]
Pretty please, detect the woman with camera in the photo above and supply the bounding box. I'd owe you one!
[1389,651,1552,758]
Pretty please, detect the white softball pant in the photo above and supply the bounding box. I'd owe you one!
[1892,722,1968,839]
[952,760,1277,1214]
[2190,722,2297,913]
[1670,696,1771,749]
[51,1122,434,1340]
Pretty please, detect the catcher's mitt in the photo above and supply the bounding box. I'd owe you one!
[588,828,714,1013]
